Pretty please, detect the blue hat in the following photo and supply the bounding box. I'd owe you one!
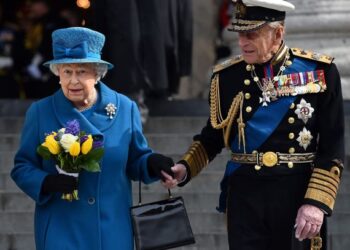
[43,27,114,69]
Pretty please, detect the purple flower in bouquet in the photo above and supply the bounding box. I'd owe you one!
[80,135,89,144]
[65,120,80,136]
[93,140,103,149]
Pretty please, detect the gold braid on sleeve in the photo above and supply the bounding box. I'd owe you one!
[304,167,341,212]
[210,74,245,150]
[181,141,209,178]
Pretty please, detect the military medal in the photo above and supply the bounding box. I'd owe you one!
[295,98,314,123]
[297,127,313,150]
[248,49,290,106]
[259,79,278,106]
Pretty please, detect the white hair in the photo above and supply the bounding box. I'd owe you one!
[49,63,108,81]
[267,21,286,37]
[268,21,285,30]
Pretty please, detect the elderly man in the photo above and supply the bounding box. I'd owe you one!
[163,0,345,249]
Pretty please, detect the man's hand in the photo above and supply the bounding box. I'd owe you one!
[161,163,187,189]
[295,204,324,241]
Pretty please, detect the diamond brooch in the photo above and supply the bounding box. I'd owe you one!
[105,103,117,119]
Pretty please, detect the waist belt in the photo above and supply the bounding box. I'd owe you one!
[231,152,316,168]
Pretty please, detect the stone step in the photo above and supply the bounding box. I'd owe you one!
[0,100,212,117]
[1,168,225,192]
[2,132,349,162]
[0,233,35,250]
[0,134,20,151]
[0,212,33,234]
[287,13,350,35]
[0,173,18,191]
[1,210,348,236]
[0,100,33,117]
[328,233,350,250]
[0,151,15,174]
[0,211,227,235]
[7,187,211,210]
[1,232,350,250]
[1,109,349,133]
[328,213,350,235]
[0,117,24,134]
[0,151,231,174]
[3,166,350,194]
[0,232,230,250]
[0,132,209,155]
[144,117,207,134]
[0,210,349,249]
[0,190,223,213]
[0,133,195,154]
[3,186,350,214]
[1,110,349,136]
[290,0,350,11]
[0,116,208,134]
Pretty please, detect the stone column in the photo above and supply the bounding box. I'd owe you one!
[177,0,219,99]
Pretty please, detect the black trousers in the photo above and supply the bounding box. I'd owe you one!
[226,171,326,250]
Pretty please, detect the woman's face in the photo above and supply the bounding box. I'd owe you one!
[58,63,97,107]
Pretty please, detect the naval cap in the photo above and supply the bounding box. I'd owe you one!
[230,0,295,32]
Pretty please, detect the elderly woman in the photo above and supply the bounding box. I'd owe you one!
[11,27,175,250]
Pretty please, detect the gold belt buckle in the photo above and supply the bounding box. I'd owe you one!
[261,152,278,167]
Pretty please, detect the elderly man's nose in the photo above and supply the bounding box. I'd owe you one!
[238,34,249,46]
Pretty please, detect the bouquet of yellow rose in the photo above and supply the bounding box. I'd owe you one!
[37,119,104,201]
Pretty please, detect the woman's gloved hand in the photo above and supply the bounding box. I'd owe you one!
[147,153,174,180]
[41,174,78,194]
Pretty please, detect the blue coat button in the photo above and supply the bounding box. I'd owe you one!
[88,197,95,205]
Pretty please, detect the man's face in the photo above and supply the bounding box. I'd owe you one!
[238,25,280,64]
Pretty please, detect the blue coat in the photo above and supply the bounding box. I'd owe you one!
[11,82,157,250]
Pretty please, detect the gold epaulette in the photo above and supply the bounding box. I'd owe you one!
[304,166,341,212]
[181,141,209,178]
[213,55,243,73]
[291,48,334,64]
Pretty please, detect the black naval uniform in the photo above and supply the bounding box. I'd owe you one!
[178,44,344,250]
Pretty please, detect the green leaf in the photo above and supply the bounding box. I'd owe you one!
[37,146,51,160]
[81,161,101,172]
[84,148,104,162]
[74,154,84,166]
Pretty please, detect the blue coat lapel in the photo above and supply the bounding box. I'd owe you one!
[51,82,119,136]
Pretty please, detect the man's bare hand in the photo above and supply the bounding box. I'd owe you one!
[295,204,324,241]
[161,163,187,189]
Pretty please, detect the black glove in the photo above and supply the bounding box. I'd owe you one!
[147,153,174,180]
[41,174,78,194]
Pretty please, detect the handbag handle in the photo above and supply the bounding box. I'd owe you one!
[138,177,172,205]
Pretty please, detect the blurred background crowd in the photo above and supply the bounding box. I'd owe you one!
[0,0,195,121]
[0,0,85,99]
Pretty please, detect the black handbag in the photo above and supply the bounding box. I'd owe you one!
[130,180,195,250]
